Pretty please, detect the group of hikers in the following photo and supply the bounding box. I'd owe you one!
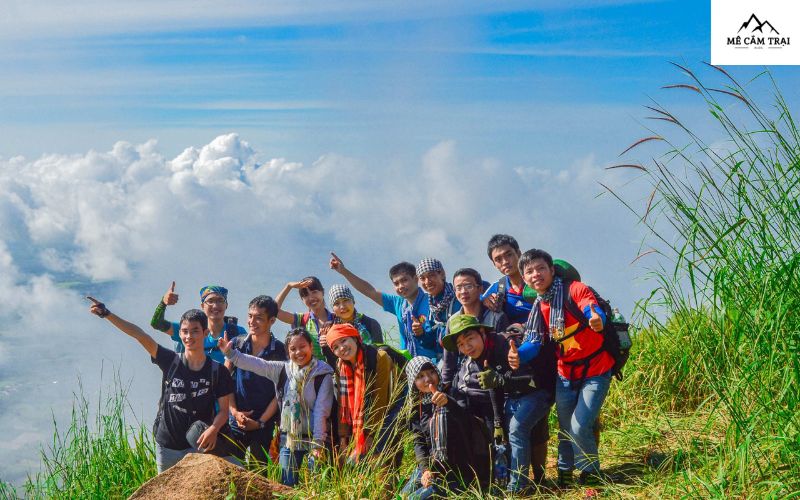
[87,234,629,497]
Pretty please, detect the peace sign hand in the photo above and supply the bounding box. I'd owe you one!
[86,296,111,318]
[217,335,233,356]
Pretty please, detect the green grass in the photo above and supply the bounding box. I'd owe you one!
[3,64,799,498]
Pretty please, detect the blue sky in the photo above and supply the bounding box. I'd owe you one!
[2,1,718,160]
[2,0,800,485]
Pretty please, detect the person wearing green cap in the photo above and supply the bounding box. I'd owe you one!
[442,314,555,493]
[150,282,247,363]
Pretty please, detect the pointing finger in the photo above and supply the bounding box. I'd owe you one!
[86,296,101,305]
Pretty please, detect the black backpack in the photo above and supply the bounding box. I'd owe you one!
[364,343,411,373]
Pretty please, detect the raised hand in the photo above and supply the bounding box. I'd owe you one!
[589,304,604,332]
[288,278,315,289]
[429,383,447,407]
[217,336,233,356]
[329,252,346,274]
[508,341,520,370]
[86,296,111,318]
[163,281,179,306]
[483,293,500,312]
[478,359,503,389]
[411,316,425,337]
[318,321,332,348]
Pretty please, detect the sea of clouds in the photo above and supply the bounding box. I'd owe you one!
[0,133,644,484]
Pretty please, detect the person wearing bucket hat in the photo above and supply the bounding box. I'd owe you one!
[274,276,334,360]
[440,268,510,388]
[150,282,247,363]
[325,323,407,465]
[327,284,384,345]
[444,314,555,493]
[401,356,491,498]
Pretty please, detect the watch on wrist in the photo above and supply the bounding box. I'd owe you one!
[258,420,266,429]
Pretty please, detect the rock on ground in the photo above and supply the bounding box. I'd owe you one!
[128,453,294,499]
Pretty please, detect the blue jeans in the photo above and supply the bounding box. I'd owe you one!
[504,390,553,492]
[401,465,458,499]
[278,446,309,486]
[155,443,192,473]
[555,370,612,474]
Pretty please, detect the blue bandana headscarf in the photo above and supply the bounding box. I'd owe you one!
[200,285,228,303]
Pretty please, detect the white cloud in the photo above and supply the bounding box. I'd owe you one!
[0,133,645,483]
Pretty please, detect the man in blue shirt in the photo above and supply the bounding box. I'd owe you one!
[328,252,442,361]
[481,235,533,324]
[151,282,247,363]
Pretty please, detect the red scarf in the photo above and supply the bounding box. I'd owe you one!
[338,349,367,457]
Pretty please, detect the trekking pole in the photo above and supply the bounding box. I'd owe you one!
[488,388,508,487]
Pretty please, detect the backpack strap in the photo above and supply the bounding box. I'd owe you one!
[560,290,607,382]
[211,361,219,411]
[155,353,183,428]
[276,366,288,403]
[224,318,239,339]
[313,373,325,395]
[364,344,379,375]
[495,277,507,312]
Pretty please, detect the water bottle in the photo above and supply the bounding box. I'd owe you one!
[494,443,509,487]
[612,308,632,350]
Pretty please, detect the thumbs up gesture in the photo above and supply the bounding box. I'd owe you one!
[163,281,179,306]
[588,304,604,332]
[478,360,504,389]
[429,383,447,407]
[507,341,520,370]
[411,316,425,337]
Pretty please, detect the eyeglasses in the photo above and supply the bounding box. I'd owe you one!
[455,284,477,292]
[203,298,226,306]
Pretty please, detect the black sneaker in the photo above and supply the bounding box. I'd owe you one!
[557,469,574,489]
[578,470,606,486]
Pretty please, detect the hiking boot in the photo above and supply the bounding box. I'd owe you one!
[578,470,605,486]
[557,469,574,489]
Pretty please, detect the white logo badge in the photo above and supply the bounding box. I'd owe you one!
[712,0,799,65]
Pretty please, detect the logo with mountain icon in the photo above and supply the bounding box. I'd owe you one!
[726,12,789,49]
[737,14,780,35]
